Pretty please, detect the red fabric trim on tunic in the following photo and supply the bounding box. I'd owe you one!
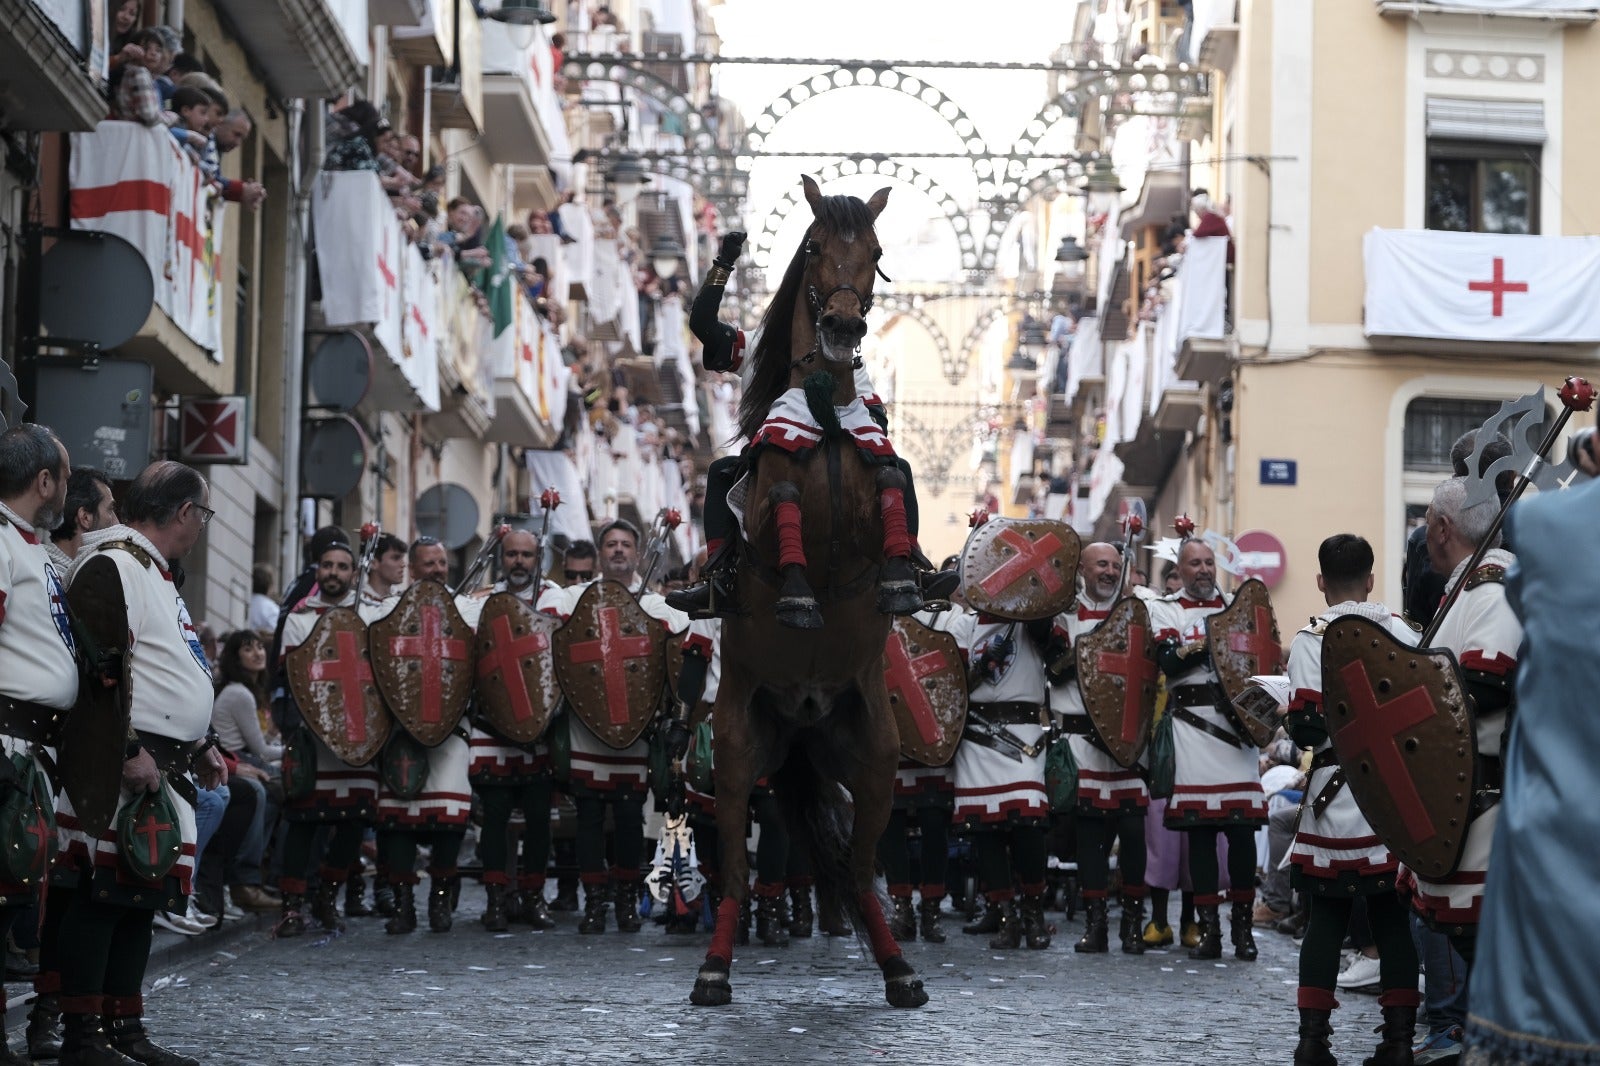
[1459,650,1516,676]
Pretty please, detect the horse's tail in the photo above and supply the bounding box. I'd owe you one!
[771,735,867,942]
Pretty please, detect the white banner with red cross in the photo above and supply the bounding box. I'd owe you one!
[311,171,407,356]
[1364,228,1600,343]
[70,121,224,359]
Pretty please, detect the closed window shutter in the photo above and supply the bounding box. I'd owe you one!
[1426,97,1546,144]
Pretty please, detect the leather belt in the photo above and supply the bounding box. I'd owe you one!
[0,694,66,748]
[1167,684,1220,709]
[1057,714,1113,756]
[968,701,1043,725]
[1171,706,1244,749]
[136,730,199,808]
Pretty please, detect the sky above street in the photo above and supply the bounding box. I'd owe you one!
[708,0,1084,281]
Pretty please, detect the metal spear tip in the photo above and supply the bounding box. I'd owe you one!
[1173,514,1196,538]
[1560,376,1596,412]
[969,508,990,528]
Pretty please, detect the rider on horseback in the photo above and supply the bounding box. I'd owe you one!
[666,223,958,619]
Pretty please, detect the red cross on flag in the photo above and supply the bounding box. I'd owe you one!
[178,396,249,465]
[1364,228,1600,343]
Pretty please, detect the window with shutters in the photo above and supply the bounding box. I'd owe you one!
[1425,141,1541,235]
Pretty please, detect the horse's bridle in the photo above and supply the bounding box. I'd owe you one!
[794,235,892,370]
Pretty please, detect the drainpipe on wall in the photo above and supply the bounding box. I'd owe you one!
[278,100,322,587]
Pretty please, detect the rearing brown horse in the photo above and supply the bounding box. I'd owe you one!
[689,176,927,1010]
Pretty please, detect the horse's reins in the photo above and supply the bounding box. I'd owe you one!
[791,236,891,372]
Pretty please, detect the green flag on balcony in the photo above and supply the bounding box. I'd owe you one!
[484,212,514,337]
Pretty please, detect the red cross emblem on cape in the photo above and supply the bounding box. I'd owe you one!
[1074,596,1160,769]
[1204,578,1284,747]
[474,591,561,744]
[552,580,667,751]
[959,518,1081,621]
[286,606,394,766]
[116,789,183,884]
[1321,616,1476,879]
[883,616,967,766]
[368,580,476,747]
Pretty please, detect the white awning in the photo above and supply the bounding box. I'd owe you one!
[1426,97,1546,144]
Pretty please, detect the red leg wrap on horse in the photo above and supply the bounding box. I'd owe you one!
[774,501,806,570]
[707,537,724,557]
[858,892,903,964]
[878,488,912,559]
[707,896,741,962]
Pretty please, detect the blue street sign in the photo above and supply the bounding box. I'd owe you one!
[1260,459,1297,486]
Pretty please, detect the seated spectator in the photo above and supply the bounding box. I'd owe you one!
[111,27,173,126]
[207,631,281,916]
[213,630,283,768]
[325,100,391,173]
[168,86,216,161]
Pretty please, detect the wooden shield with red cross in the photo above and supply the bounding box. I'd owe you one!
[1322,617,1476,880]
[1204,578,1283,747]
[474,592,561,744]
[959,518,1081,622]
[884,616,967,766]
[285,607,393,765]
[367,580,476,747]
[1074,596,1159,769]
[552,580,666,750]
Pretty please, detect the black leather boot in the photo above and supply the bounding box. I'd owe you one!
[27,992,64,1060]
[755,894,791,946]
[788,886,814,938]
[887,896,916,941]
[1074,898,1109,953]
[665,568,739,619]
[963,898,1004,936]
[1293,1007,1337,1066]
[0,1039,26,1065]
[344,874,373,917]
[105,1017,199,1066]
[989,900,1023,950]
[1119,895,1149,955]
[428,878,456,933]
[1363,1005,1417,1066]
[551,875,579,911]
[578,885,608,934]
[736,895,752,945]
[520,889,557,930]
[274,894,306,939]
[58,1014,139,1066]
[310,878,345,932]
[613,881,643,933]
[1231,901,1259,961]
[384,883,417,934]
[481,883,510,933]
[1190,905,1222,960]
[373,878,397,919]
[918,897,947,944]
[1020,894,1053,949]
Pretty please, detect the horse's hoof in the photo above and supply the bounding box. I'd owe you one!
[876,581,921,616]
[884,973,928,1008]
[690,973,733,1006]
[776,597,824,629]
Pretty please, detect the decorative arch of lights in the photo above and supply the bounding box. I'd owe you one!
[872,294,960,386]
[750,156,983,272]
[890,407,1001,496]
[744,65,990,159]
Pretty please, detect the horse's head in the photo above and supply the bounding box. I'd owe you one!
[799,174,890,364]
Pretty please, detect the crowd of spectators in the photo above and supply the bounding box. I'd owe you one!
[105,0,266,209]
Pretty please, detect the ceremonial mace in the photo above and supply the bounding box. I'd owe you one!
[355,522,381,592]
[1115,499,1148,597]
[452,523,512,597]
[637,507,685,591]
[1419,375,1595,648]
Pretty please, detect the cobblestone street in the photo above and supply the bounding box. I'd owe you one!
[126,892,1390,1065]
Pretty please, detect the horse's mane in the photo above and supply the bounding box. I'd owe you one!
[736,193,878,441]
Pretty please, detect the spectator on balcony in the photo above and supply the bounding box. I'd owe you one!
[169,86,216,161]
[150,25,182,104]
[111,27,172,126]
[1189,189,1234,264]
[168,51,205,80]
[109,0,144,74]
[211,109,267,210]
[325,100,391,173]
[441,199,492,269]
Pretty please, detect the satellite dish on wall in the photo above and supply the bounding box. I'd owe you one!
[38,232,154,350]
[307,331,373,412]
[300,415,368,499]
[416,483,480,549]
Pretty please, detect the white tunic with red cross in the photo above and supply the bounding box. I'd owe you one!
[459,581,557,782]
[948,610,1049,826]
[538,577,689,793]
[1149,591,1268,828]
[891,608,960,806]
[1052,591,1151,813]
[1407,548,1520,931]
[60,526,215,899]
[278,588,386,816]
[1285,601,1415,884]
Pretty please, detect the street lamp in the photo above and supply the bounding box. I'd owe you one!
[1078,157,1125,215]
[606,154,652,206]
[1054,236,1089,264]
[651,236,685,279]
[485,0,558,24]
